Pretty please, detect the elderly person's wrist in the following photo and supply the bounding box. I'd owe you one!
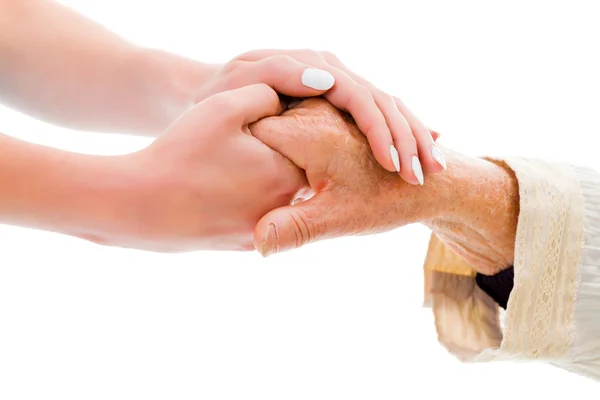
[250,98,519,264]
[417,149,520,275]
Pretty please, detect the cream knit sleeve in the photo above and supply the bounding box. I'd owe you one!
[423,158,600,380]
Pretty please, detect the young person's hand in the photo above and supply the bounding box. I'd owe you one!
[108,84,305,252]
[196,49,445,185]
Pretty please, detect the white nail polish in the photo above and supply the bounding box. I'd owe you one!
[302,68,335,90]
[412,156,424,185]
[390,145,400,172]
[431,143,447,169]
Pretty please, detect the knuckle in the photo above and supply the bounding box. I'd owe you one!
[319,50,340,64]
[252,82,271,92]
[265,55,297,75]
[291,48,322,64]
[232,50,257,62]
[221,59,244,75]
[290,209,315,248]
[308,49,323,59]
[272,54,296,65]
[381,92,396,108]
[298,48,317,56]
[260,84,280,106]
[220,63,247,90]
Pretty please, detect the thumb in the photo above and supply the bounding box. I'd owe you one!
[254,192,348,256]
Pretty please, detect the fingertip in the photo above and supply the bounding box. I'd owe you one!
[411,155,425,186]
[399,172,421,186]
[373,144,398,173]
[398,153,425,186]
[363,125,398,172]
[422,160,445,174]
[417,141,446,173]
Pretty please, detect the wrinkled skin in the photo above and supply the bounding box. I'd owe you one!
[251,98,518,275]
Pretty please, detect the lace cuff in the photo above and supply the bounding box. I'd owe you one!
[424,158,600,379]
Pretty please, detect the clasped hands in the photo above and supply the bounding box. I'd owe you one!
[91,81,518,276]
[43,49,520,276]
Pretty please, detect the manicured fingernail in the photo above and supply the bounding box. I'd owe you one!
[261,223,279,257]
[390,145,400,172]
[412,156,424,185]
[302,68,335,90]
[431,143,447,169]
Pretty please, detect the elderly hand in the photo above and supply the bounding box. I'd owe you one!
[195,49,444,185]
[250,98,518,275]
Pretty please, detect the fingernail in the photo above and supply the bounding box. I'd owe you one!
[431,143,447,169]
[390,145,400,172]
[412,156,424,185]
[261,223,279,257]
[302,68,335,91]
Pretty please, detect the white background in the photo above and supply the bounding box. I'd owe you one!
[1,0,599,398]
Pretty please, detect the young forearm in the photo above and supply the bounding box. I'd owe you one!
[0,0,216,135]
[0,133,140,243]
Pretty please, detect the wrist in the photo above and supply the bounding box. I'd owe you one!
[52,153,144,246]
[420,148,520,274]
[388,148,490,223]
[429,153,519,226]
[131,48,219,135]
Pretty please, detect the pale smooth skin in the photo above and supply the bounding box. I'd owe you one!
[0,84,307,252]
[0,0,444,186]
[251,99,519,276]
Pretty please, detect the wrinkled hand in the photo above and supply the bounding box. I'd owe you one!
[250,98,518,276]
[250,98,439,256]
[426,158,519,275]
[195,49,444,185]
[105,84,304,252]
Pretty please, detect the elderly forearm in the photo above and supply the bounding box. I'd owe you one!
[422,148,600,380]
[419,150,519,275]
[0,0,215,135]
